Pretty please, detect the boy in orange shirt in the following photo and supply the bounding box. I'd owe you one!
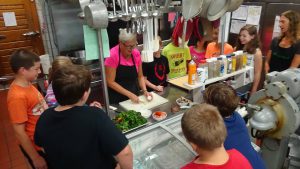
[7,49,48,169]
[205,27,234,58]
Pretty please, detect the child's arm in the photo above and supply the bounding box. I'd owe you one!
[13,123,47,169]
[144,77,163,92]
[115,145,133,169]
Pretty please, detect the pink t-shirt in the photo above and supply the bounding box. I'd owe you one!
[181,149,252,169]
[105,45,142,72]
[189,46,205,66]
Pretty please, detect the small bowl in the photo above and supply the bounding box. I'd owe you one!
[139,109,152,118]
[176,98,189,107]
[152,111,167,121]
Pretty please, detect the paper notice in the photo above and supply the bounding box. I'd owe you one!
[230,19,246,34]
[272,16,281,39]
[232,5,248,20]
[3,12,17,27]
[246,6,262,25]
[273,15,281,33]
[83,25,110,61]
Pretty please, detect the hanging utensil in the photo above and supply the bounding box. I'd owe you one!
[108,0,118,22]
[152,0,160,51]
[121,0,131,21]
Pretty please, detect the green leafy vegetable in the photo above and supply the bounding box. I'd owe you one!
[114,110,148,132]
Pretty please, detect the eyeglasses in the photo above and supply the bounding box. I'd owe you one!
[122,42,137,49]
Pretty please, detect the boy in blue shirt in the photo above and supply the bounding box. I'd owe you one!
[203,82,266,169]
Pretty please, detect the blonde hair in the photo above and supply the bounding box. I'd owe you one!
[119,28,137,43]
[49,56,73,82]
[181,104,227,150]
[281,10,300,43]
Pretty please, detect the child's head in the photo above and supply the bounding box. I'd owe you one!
[48,56,73,82]
[236,25,261,54]
[195,36,211,50]
[181,104,227,152]
[52,65,91,106]
[153,36,162,58]
[10,49,41,81]
[204,83,240,117]
[212,27,219,42]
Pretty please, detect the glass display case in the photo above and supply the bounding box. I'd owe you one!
[126,114,196,169]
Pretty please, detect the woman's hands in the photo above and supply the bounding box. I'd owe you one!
[144,91,153,101]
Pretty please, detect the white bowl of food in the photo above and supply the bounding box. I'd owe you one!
[152,111,167,121]
[176,97,191,107]
[138,109,152,118]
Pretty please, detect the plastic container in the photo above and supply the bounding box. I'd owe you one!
[199,60,208,80]
[231,54,236,72]
[226,55,232,74]
[212,58,219,77]
[207,59,214,79]
[188,60,197,85]
[220,55,227,75]
[242,52,247,68]
[217,57,225,77]
[197,68,206,83]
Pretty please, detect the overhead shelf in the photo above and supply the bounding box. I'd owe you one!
[168,66,253,90]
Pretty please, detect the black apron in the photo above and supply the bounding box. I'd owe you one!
[108,47,139,104]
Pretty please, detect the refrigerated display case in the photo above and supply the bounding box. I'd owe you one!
[126,114,196,169]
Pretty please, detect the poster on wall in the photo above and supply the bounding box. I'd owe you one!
[232,5,248,20]
[230,20,247,34]
[3,12,17,27]
[272,15,281,39]
[246,6,262,26]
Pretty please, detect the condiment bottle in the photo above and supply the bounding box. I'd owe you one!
[188,60,197,85]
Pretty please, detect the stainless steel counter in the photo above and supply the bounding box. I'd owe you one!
[110,84,192,132]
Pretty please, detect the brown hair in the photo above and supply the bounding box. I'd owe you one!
[235,25,261,54]
[204,83,240,117]
[52,65,91,106]
[48,56,73,82]
[281,10,300,43]
[181,104,227,150]
[9,49,40,73]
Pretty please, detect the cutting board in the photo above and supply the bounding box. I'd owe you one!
[119,92,169,111]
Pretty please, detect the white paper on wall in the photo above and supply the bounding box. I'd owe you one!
[272,15,281,39]
[232,5,248,20]
[246,6,262,25]
[3,12,17,26]
[230,19,247,34]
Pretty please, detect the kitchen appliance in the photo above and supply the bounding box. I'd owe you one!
[247,68,300,169]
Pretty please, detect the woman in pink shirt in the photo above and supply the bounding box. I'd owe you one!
[105,29,152,104]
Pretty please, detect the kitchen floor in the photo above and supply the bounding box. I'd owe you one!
[0,90,30,169]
